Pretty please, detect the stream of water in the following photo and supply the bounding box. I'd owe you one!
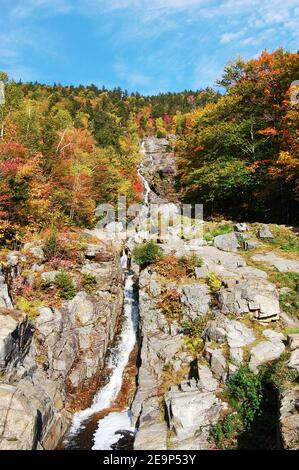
[63,141,151,450]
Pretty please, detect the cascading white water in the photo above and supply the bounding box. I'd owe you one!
[65,270,138,446]
[65,140,151,450]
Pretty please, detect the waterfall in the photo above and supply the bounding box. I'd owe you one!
[65,272,138,445]
[64,139,151,450]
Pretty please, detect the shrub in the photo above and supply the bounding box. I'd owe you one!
[206,272,222,292]
[211,414,243,449]
[157,288,182,322]
[81,272,98,294]
[16,296,44,320]
[43,228,59,260]
[177,253,202,277]
[154,253,202,279]
[227,367,263,428]
[132,241,163,269]
[55,271,76,300]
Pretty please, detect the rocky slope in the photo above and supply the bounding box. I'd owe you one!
[129,137,299,450]
[0,237,124,449]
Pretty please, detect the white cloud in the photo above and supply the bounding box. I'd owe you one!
[220,30,246,44]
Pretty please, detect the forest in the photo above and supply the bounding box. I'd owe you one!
[0,48,298,248]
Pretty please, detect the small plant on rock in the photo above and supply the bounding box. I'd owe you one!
[55,271,76,300]
[157,288,182,322]
[132,241,163,269]
[207,272,222,293]
[81,272,98,294]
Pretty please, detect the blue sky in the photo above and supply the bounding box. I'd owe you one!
[0,0,298,94]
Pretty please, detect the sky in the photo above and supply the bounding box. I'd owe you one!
[0,0,298,94]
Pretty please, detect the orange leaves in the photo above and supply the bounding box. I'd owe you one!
[257,127,279,136]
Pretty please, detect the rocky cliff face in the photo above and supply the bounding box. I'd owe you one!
[129,137,299,450]
[0,239,123,449]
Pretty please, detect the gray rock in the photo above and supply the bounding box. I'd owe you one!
[41,271,60,284]
[244,240,260,250]
[197,365,219,391]
[165,386,221,442]
[249,340,285,373]
[0,384,38,450]
[134,398,168,450]
[251,253,299,273]
[0,270,13,308]
[234,223,248,232]
[236,266,267,279]
[68,292,95,326]
[203,314,255,348]
[230,347,244,365]
[7,252,18,267]
[205,346,227,380]
[263,329,285,343]
[258,224,274,238]
[287,349,299,371]
[279,389,299,449]
[181,284,211,320]
[218,278,280,322]
[288,334,299,350]
[214,232,240,253]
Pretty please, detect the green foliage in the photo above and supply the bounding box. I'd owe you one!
[132,241,163,269]
[227,367,263,428]
[177,253,202,277]
[269,272,299,318]
[55,271,76,300]
[16,296,44,320]
[43,228,59,260]
[211,414,243,449]
[204,223,233,242]
[264,226,299,253]
[81,272,98,294]
[157,288,182,322]
[206,272,222,293]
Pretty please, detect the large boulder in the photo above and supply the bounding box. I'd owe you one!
[218,278,280,322]
[288,349,299,372]
[213,233,240,253]
[249,340,285,373]
[197,364,219,392]
[165,383,221,442]
[0,384,38,450]
[180,284,211,320]
[203,314,255,348]
[134,398,167,450]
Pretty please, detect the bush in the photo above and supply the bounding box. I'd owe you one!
[16,296,44,320]
[132,241,163,269]
[211,414,243,449]
[227,367,263,428]
[81,272,98,294]
[206,272,222,292]
[55,271,76,300]
[157,288,182,322]
[43,228,59,260]
[177,253,203,277]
